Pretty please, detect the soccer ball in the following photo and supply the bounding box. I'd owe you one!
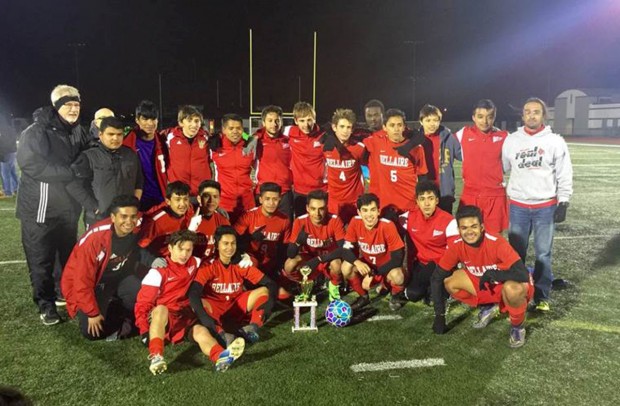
[325,300,352,327]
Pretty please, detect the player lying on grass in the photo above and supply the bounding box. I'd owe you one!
[283,189,346,301]
[187,180,231,260]
[341,193,406,311]
[187,226,278,368]
[138,181,193,257]
[61,195,156,340]
[430,205,533,348]
[135,230,244,375]
[398,181,458,306]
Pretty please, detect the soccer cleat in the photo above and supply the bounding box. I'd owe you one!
[472,304,499,329]
[40,307,62,326]
[509,326,526,348]
[536,300,551,312]
[55,296,66,307]
[218,331,236,347]
[388,293,406,311]
[215,337,245,372]
[350,295,371,311]
[240,323,260,344]
[148,354,167,375]
[328,281,341,301]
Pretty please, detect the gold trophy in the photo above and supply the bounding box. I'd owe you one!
[292,266,318,332]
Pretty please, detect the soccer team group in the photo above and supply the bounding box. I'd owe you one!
[15,85,573,374]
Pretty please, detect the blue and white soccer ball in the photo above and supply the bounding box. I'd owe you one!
[325,300,352,327]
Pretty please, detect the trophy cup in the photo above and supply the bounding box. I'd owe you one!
[292,266,318,332]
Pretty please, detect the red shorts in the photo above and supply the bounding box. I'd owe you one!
[459,193,508,233]
[204,291,251,329]
[463,272,534,312]
[328,200,357,225]
[164,306,197,344]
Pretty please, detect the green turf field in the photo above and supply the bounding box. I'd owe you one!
[1,143,619,405]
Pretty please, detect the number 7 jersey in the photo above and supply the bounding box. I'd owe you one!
[344,216,404,267]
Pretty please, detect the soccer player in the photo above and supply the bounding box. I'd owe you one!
[187,180,231,260]
[283,189,346,301]
[234,182,291,280]
[188,226,278,354]
[67,117,143,228]
[418,104,462,214]
[123,100,168,212]
[502,97,573,312]
[61,195,154,340]
[430,205,533,348]
[351,99,385,143]
[341,193,406,311]
[322,108,366,224]
[164,105,211,196]
[284,101,326,217]
[398,181,458,306]
[252,105,294,220]
[138,181,193,257]
[363,108,427,214]
[17,84,91,325]
[209,114,255,224]
[135,230,243,374]
[455,99,508,233]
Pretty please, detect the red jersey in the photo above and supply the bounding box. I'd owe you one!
[399,207,458,264]
[234,207,291,270]
[363,134,427,212]
[194,259,265,303]
[455,125,507,195]
[138,207,193,257]
[344,217,404,267]
[192,212,231,260]
[210,134,255,213]
[134,256,201,335]
[284,124,326,194]
[254,128,293,194]
[364,130,386,196]
[438,232,521,278]
[288,214,346,257]
[164,127,212,196]
[323,142,366,207]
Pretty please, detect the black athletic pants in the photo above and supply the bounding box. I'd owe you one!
[404,262,436,302]
[77,273,142,340]
[21,216,78,312]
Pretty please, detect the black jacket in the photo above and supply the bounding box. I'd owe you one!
[16,107,90,222]
[67,143,143,225]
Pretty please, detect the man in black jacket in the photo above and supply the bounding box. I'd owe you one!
[67,116,143,227]
[16,84,91,325]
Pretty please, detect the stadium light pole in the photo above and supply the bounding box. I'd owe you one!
[404,40,423,118]
[67,43,86,87]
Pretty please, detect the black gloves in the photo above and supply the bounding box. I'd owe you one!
[208,135,222,151]
[321,130,340,152]
[393,130,424,158]
[295,226,309,246]
[478,270,499,291]
[554,202,568,223]
[251,225,266,242]
[304,256,322,271]
[432,314,447,334]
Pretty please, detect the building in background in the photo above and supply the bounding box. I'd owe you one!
[548,88,620,137]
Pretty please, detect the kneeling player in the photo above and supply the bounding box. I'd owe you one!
[431,205,533,348]
[341,193,406,311]
[283,189,346,301]
[188,226,277,357]
[135,230,243,374]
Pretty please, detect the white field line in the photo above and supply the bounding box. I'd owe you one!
[367,315,403,322]
[0,208,15,211]
[351,358,446,373]
[572,164,620,167]
[568,142,620,148]
[555,235,611,240]
[553,320,620,334]
[0,260,26,265]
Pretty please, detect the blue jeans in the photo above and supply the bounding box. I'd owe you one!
[508,203,556,303]
[1,152,19,195]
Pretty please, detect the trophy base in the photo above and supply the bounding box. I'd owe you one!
[291,298,318,333]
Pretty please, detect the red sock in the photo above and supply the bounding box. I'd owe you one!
[329,273,343,286]
[451,290,478,307]
[209,344,225,362]
[504,302,527,326]
[148,337,164,356]
[348,275,367,296]
[390,283,404,295]
[250,294,268,327]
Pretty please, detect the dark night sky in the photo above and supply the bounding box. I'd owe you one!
[1,0,620,124]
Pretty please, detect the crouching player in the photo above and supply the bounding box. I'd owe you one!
[341,193,406,311]
[283,190,346,301]
[187,226,278,369]
[430,205,533,348]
